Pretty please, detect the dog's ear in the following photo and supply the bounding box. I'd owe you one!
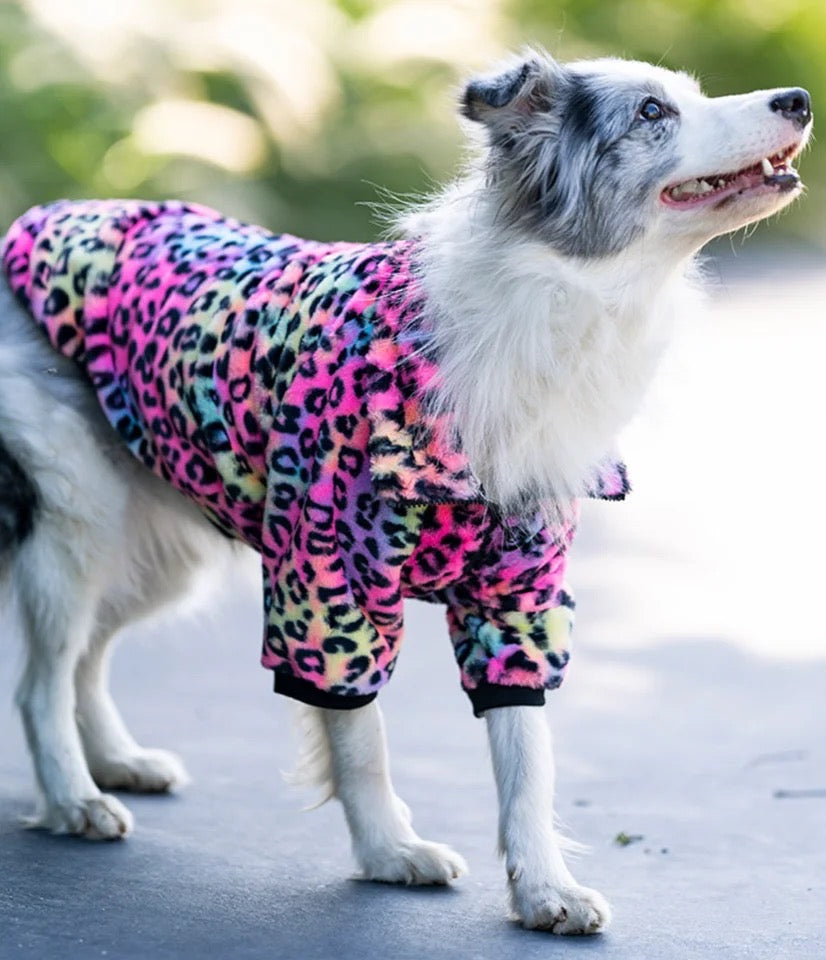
[461,55,560,131]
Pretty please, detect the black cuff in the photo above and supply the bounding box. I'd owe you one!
[273,673,378,711]
[467,683,546,718]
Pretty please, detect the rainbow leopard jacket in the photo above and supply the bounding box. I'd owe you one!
[2,200,629,716]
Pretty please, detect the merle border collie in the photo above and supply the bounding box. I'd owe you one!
[0,50,812,934]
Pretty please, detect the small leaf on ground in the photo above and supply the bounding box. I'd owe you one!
[614,831,644,846]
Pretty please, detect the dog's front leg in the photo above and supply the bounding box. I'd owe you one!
[313,703,467,885]
[485,705,611,934]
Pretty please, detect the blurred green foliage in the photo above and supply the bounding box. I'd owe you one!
[0,0,821,246]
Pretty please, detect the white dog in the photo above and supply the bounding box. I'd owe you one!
[0,50,811,935]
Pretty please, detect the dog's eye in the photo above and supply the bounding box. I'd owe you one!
[638,98,664,121]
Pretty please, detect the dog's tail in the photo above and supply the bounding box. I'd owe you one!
[0,434,38,572]
[283,702,336,809]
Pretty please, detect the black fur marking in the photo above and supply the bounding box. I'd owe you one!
[0,436,38,546]
[564,81,601,143]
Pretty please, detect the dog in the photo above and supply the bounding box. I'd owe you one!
[0,50,812,935]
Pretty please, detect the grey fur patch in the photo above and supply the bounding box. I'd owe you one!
[0,434,37,547]
[464,56,683,257]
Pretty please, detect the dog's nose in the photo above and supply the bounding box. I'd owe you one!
[770,88,812,127]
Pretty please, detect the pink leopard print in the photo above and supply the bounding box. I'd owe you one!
[2,200,629,714]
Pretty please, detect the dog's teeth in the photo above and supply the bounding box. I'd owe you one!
[716,179,726,188]
[670,176,723,200]
[761,157,773,176]
[671,179,700,198]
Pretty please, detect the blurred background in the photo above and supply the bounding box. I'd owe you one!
[0,0,824,248]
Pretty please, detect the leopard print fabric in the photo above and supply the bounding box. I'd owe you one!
[2,200,629,715]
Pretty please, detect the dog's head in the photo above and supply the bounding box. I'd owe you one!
[462,50,812,258]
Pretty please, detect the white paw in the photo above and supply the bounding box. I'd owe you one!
[90,748,190,793]
[26,794,134,840]
[359,839,468,886]
[511,880,611,935]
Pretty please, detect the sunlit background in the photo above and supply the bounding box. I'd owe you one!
[1,0,824,666]
[1,0,825,244]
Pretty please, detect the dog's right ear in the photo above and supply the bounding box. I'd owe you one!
[461,55,559,132]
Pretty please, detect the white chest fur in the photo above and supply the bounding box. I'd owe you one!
[408,190,695,510]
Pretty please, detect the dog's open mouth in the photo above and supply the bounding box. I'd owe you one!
[661,144,802,209]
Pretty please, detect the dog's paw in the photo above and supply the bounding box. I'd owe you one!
[511,881,611,935]
[90,748,190,793]
[359,839,468,886]
[25,794,134,840]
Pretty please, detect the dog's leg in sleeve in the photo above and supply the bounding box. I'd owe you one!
[485,705,611,934]
[306,702,467,884]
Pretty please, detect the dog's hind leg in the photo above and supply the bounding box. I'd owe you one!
[0,294,137,837]
[76,477,228,793]
[12,472,135,839]
[294,702,467,884]
[75,610,189,795]
[485,705,611,934]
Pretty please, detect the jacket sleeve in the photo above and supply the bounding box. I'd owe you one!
[259,443,427,710]
[439,508,578,717]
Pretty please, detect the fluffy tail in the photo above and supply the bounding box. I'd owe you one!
[0,434,37,571]
[283,702,337,808]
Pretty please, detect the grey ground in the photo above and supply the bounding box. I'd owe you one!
[1,256,825,959]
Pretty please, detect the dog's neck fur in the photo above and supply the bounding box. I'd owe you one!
[404,179,697,513]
